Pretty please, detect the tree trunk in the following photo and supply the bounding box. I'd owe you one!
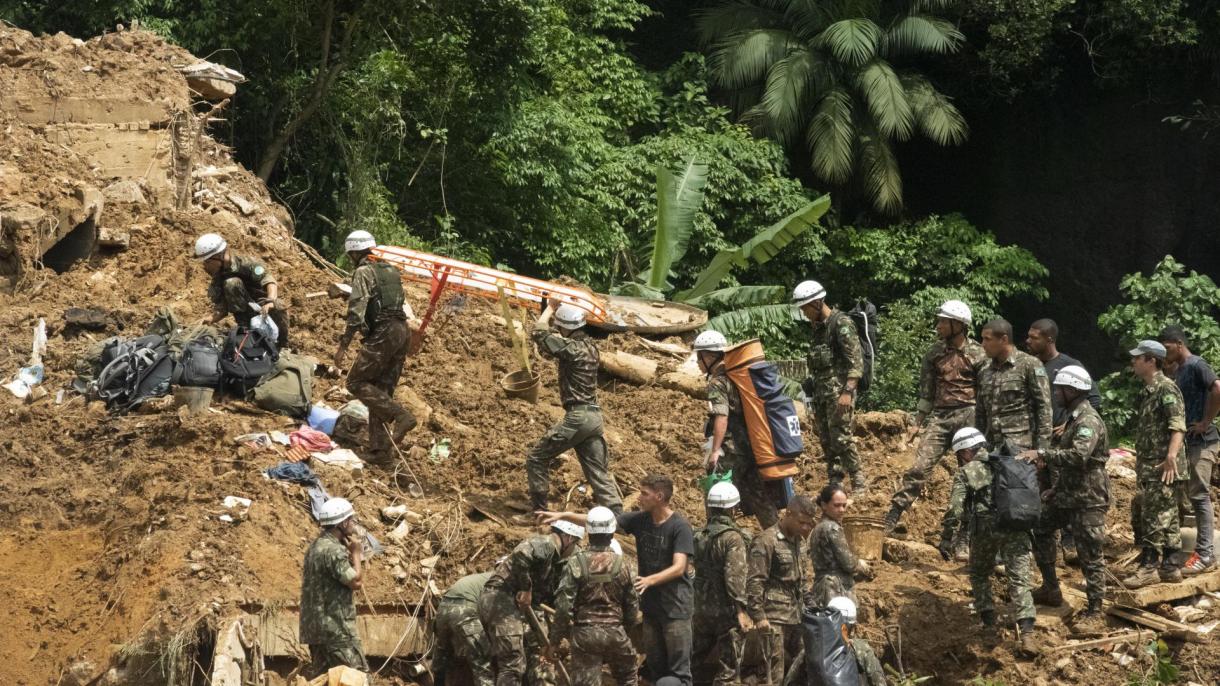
[599,351,658,386]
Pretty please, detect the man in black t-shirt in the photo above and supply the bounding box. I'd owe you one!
[1027,319,1102,426]
[538,474,695,685]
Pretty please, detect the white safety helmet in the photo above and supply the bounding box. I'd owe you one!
[693,330,728,353]
[951,427,987,454]
[554,304,587,330]
[586,506,617,534]
[707,481,741,509]
[936,299,973,326]
[193,233,227,261]
[344,230,377,252]
[551,520,586,539]
[1053,364,1093,391]
[827,596,857,625]
[318,497,355,526]
[792,280,827,308]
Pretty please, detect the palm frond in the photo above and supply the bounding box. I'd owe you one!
[857,59,913,140]
[903,74,968,145]
[910,0,957,12]
[859,129,903,214]
[816,18,882,67]
[883,15,964,57]
[707,28,796,90]
[647,158,708,291]
[684,285,788,310]
[759,48,820,142]
[706,304,802,338]
[695,2,785,47]
[806,89,856,183]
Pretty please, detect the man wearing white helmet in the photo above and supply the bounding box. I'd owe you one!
[479,519,585,686]
[696,329,778,528]
[939,427,1038,656]
[194,232,290,347]
[827,597,887,685]
[553,506,641,686]
[793,280,867,491]
[1017,365,1110,627]
[526,297,623,514]
[333,229,416,464]
[885,299,986,535]
[299,497,368,673]
[691,482,751,686]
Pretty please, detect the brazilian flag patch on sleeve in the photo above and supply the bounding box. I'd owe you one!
[1163,393,1177,406]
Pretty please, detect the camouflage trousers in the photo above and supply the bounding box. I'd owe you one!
[758,623,802,686]
[434,598,494,686]
[1034,506,1107,606]
[1135,480,1183,552]
[347,318,414,456]
[810,388,860,481]
[969,519,1034,622]
[890,406,975,512]
[569,624,638,686]
[306,641,369,676]
[527,406,623,512]
[220,276,289,348]
[691,616,742,686]
[477,589,556,686]
[723,447,778,529]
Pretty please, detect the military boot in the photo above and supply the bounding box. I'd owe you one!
[391,409,417,445]
[979,610,999,643]
[1159,548,1183,583]
[1122,554,1160,589]
[1016,618,1040,657]
[883,506,903,536]
[850,472,868,495]
[1071,600,1107,634]
[1031,583,1063,607]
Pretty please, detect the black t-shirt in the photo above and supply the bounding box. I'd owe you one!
[1043,352,1102,426]
[1175,355,1220,446]
[617,510,695,620]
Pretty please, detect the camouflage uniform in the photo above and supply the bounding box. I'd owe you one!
[806,311,865,482]
[708,367,778,528]
[208,254,289,347]
[976,349,1052,452]
[554,546,642,686]
[299,531,368,674]
[940,451,1035,623]
[692,513,749,686]
[479,535,565,686]
[433,572,494,686]
[344,255,415,457]
[809,519,860,606]
[528,325,622,512]
[851,638,887,686]
[1034,401,1111,606]
[747,526,806,686]
[890,338,986,512]
[1133,372,1188,552]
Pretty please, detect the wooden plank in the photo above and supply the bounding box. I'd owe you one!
[256,607,427,656]
[1113,569,1220,607]
[1063,588,1207,643]
[1048,630,1151,653]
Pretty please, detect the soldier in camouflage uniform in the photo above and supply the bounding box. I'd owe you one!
[194,232,290,348]
[810,484,873,605]
[479,521,585,686]
[553,507,641,686]
[433,572,494,686]
[527,301,623,513]
[793,281,867,491]
[695,330,778,528]
[300,498,368,674]
[1122,340,1189,588]
[691,482,752,686]
[334,230,417,464]
[886,299,986,534]
[976,318,1052,452]
[825,597,888,686]
[747,495,817,685]
[938,428,1038,656]
[1018,366,1110,624]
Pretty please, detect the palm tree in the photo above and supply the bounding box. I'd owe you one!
[698,0,968,215]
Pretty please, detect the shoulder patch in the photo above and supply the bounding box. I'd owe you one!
[253,265,265,277]
[1077,426,1094,438]
[1163,393,1177,406]
[1034,367,1046,377]
[839,325,853,336]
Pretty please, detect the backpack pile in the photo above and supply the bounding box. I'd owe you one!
[220,325,280,396]
[95,335,174,412]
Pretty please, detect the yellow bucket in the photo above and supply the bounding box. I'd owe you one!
[843,514,886,561]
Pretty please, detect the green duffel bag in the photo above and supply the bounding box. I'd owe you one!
[252,352,315,417]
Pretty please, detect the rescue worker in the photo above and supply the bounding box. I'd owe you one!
[527,299,623,514]
[976,318,1052,452]
[299,497,368,674]
[1017,366,1110,629]
[826,596,888,686]
[793,281,867,491]
[747,494,816,686]
[938,428,1038,656]
[810,483,873,605]
[333,230,416,464]
[553,507,642,686]
[886,299,986,534]
[433,571,495,686]
[691,482,752,686]
[193,232,289,348]
[697,329,778,528]
[1122,340,1188,588]
[479,520,585,686]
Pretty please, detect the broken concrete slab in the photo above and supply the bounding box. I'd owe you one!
[96,227,130,249]
[227,192,255,216]
[102,179,145,204]
[181,61,245,101]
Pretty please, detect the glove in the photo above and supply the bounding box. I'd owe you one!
[856,559,874,580]
[937,539,953,561]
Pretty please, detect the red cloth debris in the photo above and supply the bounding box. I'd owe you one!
[290,425,336,453]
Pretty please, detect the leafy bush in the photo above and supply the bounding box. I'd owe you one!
[1096,256,1220,436]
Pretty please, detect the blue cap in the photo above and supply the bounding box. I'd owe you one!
[1129,340,1167,359]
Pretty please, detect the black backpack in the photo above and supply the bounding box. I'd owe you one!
[174,335,222,388]
[847,300,878,395]
[990,446,1041,532]
[220,326,279,396]
[95,335,174,412]
[802,606,860,686]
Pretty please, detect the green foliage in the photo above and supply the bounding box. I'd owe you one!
[1127,639,1180,685]
[1096,256,1220,435]
[884,664,933,685]
[647,158,709,291]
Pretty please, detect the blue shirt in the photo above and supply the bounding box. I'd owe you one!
[1175,355,1219,446]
